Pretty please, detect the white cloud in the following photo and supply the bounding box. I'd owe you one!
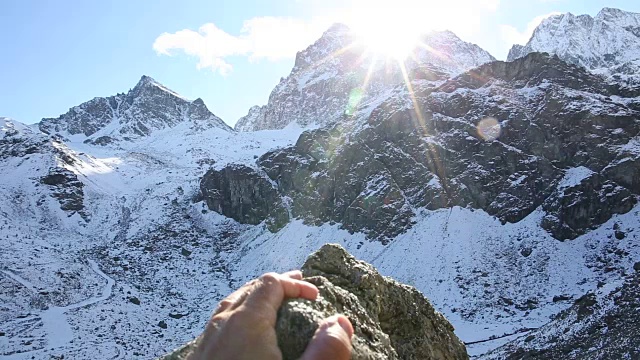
[153,17,329,75]
[500,12,562,46]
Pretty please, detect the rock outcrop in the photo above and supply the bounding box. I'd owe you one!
[159,244,468,360]
[200,164,289,231]
[39,167,87,219]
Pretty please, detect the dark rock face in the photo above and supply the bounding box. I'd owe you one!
[277,244,469,360]
[541,173,637,240]
[203,53,640,241]
[484,273,640,360]
[39,168,88,219]
[39,76,231,140]
[200,165,289,231]
[159,244,467,360]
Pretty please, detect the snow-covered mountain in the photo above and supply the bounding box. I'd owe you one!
[2,13,640,359]
[507,8,640,86]
[235,24,495,132]
[40,75,231,144]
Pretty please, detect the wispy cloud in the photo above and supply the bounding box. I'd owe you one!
[153,17,329,75]
[500,12,562,46]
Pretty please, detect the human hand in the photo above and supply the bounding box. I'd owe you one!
[188,271,354,360]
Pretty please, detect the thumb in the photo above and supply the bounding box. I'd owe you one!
[301,315,354,360]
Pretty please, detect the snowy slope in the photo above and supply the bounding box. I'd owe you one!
[0,93,304,358]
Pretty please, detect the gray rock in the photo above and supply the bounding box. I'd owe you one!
[39,167,88,220]
[277,244,468,360]
[235,25,495,132]
[200,164,289,231]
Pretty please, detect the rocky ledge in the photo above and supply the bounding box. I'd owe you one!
[160,244,467,359]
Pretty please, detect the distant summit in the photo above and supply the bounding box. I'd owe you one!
[39,75,230,143]
[507,7,640,86]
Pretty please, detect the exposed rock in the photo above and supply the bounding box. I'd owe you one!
[200,164,289,232]
[541,173,637,240]
[158,320,168,329]
[159,244,467,360]
[128,297,140,305]
[615,230,627,240]
[278,244,468,360]
[506,8,640,87]
[39,168,88,219]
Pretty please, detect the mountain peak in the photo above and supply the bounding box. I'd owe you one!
[238,24,495,132]
[39,75,230,139]
[135,75,160,88]
[324,23,351,36]
[507,7,640,83]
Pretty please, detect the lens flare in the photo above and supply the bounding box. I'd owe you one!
[477,117,501,141]
[345,88,365,116]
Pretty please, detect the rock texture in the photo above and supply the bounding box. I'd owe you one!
[200,164,289,231]
[203,52,640,241]
[39,168,88,219]
[40,76,231,142]
[507,8,640,86]
[160,244,468,360]
[235,24,495,132]
[277,244,468,360]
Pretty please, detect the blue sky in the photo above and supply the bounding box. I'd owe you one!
[2,0,639,127]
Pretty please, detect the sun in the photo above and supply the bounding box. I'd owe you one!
[352,23,421,60]
[345,1,434,60]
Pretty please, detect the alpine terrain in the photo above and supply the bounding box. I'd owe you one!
[2,8,640,359]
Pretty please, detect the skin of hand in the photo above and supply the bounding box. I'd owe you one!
[188,270,354,360]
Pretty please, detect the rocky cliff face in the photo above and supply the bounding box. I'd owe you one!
[39,76,231,142]
[202,52,640,241]
[160,244,468,360]
[235,24,495,132]
[507,8,640,86]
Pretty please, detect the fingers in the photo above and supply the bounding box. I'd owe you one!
[244,273,319,314]
[300,315,353,360]
[214,279,257,314]
[282,270,303,280]
[216,271,317,316]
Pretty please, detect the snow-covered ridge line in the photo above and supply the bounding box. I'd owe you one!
[507,7,640,86]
